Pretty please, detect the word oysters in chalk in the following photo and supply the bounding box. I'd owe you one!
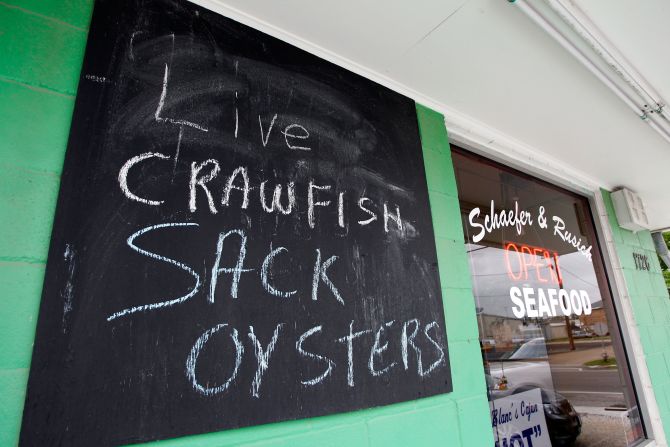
[186,319,446,398]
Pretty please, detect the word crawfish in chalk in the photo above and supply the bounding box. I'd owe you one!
[119,157,406,235]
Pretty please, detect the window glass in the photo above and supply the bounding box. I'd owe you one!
[453,149,645,447]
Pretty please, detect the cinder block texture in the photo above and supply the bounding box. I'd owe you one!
[602,190,670,441]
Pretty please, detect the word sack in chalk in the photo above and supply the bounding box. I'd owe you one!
[107,223,346,322]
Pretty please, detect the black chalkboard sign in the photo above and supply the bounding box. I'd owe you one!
[20,0,451,445]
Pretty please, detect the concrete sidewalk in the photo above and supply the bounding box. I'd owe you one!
[549,346,616,367]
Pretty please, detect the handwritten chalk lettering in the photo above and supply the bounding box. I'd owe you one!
[160,71,315,151]
[107,222,201,321]
[186,323,244,396]
[336,321,373,387]
[189,159,220,213]
[61,243,76,333]
[120,157,410,236]
[383,203,403,233]
[234,91,239,138]
[258,113,278,147]
[369,320,397,376]
[155,64,208,132]
[84,74,111,84]
[342,319,446,383]
[248,324,284,398]
[421,322,446,376]
[24,5,451,442]
[338,192,345,229]
[401,319,419,371]
[119,152,171,205]
[308,180,332,229]
[237,106,316,151]
[357,197,378,225]
[110,225,345,313]
[209,229,254,302]
[172,126,185,175]
[400,319,446,377]
[281,123,311,151]
[468,200,533,243]
[509,286,592,318]
[260,246,296,298]
[296,326,336,386]
[306,320,446,386]
[222,166,250,209]
[160,71,318,151]
[312,249,344,305]
[186,319,448,397]
[259,181,295,214]
[552,216,593,260]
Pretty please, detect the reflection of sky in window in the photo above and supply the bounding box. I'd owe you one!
[466,243,603,318]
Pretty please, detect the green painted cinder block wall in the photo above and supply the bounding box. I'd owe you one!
[602,190,670,442]
[0,1,493,445]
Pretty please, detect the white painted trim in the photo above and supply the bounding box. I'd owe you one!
[445,116,600,196]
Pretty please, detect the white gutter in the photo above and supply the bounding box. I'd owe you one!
[511,0,670,145]
[544,0,670,136]
[545,0,670,122]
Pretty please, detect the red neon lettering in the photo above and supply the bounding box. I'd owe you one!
[542,250,559,284]
[532,248,548,283]
[503,242,562,285]
[520,245,533,281]
[552,251,563,286]
[504,242,524,281]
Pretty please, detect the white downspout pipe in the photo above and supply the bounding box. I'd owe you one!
[652,232,670,272]
[544,0,670,132]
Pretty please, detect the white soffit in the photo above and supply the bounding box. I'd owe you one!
[189,0,670,230]
[572,0,670,104]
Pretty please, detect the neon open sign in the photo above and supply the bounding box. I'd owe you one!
[503,242,563,285]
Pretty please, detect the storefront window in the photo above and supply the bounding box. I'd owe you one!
[452,148,645,447]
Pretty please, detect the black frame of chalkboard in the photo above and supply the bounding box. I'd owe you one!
[20,0,452,445]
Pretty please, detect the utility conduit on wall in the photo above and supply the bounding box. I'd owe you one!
[510,0,670,145]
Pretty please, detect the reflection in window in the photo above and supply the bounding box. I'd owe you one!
[453,149,645,447]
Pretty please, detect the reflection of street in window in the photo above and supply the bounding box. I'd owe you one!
[455,149,644,447]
